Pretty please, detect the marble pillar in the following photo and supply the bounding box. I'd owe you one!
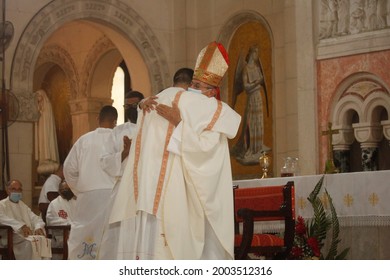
[361,147,378,171]
[334,149,351,173]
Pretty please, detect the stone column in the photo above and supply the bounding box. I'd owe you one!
[68,97,112,144]
[353,123,383,171]
[332,126,354,173]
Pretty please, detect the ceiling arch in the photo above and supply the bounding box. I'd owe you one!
[10,0,169,121]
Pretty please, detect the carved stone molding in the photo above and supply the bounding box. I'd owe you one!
[36,44,79,99]
[332,125,355,148]
[381,120,390,140]
[80,36,115,98]
[10,0,169,121]
[68,97,111,115]
[12,89,39,122]
[318,0,390,46]
[353,122,383,147]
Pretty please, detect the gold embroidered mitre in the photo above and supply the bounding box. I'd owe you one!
[193,41,229,87]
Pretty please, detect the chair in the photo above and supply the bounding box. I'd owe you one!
[43,191,71,260]
[234,181,295,260]
[45,225,71,260]
[0,224,15,260]
[0,190,15,259]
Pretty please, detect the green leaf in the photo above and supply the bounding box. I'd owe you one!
[308,175,325,203]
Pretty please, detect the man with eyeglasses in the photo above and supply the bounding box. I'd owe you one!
[101,90,145,178]
[110,42,241,260]
[0,179,51,259]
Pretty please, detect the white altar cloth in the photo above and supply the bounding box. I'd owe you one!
[233,170,390,227]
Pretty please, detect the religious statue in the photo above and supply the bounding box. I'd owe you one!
[231,44,270,165]
[34,89,60,175]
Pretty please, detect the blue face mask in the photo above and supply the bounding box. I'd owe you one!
[9,192,22,203]
[187,87,203,94]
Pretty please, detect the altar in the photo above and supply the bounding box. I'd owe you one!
[233,170,390,260]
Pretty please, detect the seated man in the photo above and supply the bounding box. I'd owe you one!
[0,179,51,259]
[46,181,75,258]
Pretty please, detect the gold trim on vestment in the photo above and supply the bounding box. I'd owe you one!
[152,91,184,215]
[205,100,222,130]
[133,114,145,200]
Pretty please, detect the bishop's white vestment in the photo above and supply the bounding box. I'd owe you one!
[0,197,51,259]
[64,127,116,259]
[110,87,241,260]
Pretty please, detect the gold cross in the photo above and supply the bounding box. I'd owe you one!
[322,122,339,173]
[343,194,354,207]
[368,193,379,206]
[297,196,307,210]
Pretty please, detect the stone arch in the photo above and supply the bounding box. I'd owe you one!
[331,73,390,127]
[218,11,273,47]
[330,72,390,172]
[80,35,116,98]
[218,10,273,101]
[332,95,362,127]
[10,0,170,121]
[364,91,390,123]
[35,44,79,99]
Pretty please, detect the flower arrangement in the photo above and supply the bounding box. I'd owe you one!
[289,175,349,260]
[290,216,321,259]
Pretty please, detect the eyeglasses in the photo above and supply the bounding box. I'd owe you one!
[123,103,139,109]
[190,81,214,91]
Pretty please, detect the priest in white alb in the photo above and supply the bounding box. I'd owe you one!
[63,105,118,260]
[0,179,51,259]
[110,41,241,260]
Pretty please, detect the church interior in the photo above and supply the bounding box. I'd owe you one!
[1,0,390,260]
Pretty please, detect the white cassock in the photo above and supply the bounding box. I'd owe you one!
[100,121,137,178]
[98,122,137,259]
[64,128,116,260]
[38,174,62,204]
[46,196,76,249]
[0,197,51,259]
[110,87,241,260]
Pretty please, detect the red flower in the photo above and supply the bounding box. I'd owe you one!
[295,216,306,235]
[307,237,320,257]
[291,246,303,258]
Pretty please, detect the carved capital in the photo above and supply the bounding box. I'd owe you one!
[332,125,354,146]
[381,120,390,141]
[13,89,39,122]
[353,122,383,147]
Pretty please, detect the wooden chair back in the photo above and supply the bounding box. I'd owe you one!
[234,181,295,260]
[0,224,15,260]
[0,190,15,259]
[46,225,71,260]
